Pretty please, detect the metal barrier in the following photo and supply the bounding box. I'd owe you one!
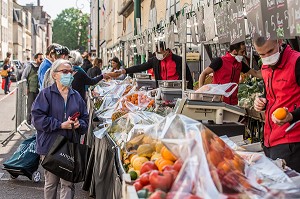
[1,79,34,145]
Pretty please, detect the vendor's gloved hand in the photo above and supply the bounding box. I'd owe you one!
[254,97,266,111]
[271,108,293,126]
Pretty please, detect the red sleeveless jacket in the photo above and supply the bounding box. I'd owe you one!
[213,53,242,105]
[261,45,300,147]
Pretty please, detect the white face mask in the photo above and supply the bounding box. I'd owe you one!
[156,52,164,61]
[235,55,244,63]
[261,51,280,65]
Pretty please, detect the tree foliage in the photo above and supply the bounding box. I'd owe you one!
[52,8,89,51]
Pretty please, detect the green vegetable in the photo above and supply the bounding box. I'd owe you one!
[128,170,138,180]
[137,189,149,198]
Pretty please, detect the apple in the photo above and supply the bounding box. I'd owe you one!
[133,181,143,191]
[140,161,158,174]
[149,170,173,192]
[139,172,150,186]
[162,165,174,172]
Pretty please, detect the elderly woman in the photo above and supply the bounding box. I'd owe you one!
[69,50,108,101]
[31,59,89,199]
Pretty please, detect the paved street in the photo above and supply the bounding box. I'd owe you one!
[0,82,92,199]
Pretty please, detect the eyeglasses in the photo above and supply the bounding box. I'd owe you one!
[55,69,74,74]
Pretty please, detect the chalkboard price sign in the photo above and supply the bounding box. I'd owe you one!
[228,0,246,44]
[245,0,265,39]
[214,1,230,43]
[287,0,300,36]
[245,0,291,39]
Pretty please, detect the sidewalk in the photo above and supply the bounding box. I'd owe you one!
[0,82,92,199]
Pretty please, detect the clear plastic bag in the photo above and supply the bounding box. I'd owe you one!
[196,83,238,97]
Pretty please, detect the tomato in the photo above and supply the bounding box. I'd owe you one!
[140,161,158,174]
[139,173,150,186]
[133,181,143,191]
[173,159,183,172]
[149,190,167,199]
[149,170,173,192]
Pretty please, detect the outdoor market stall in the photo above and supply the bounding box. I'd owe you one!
[81,0,300,198]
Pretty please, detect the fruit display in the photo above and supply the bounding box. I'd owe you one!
[201,127,262,195]
[119,92,155,111]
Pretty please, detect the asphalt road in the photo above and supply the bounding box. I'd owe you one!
[0,82,92,199]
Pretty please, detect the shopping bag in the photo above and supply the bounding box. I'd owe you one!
[41,131,91,183]
[1,69,8,77]
[3,134,40,171]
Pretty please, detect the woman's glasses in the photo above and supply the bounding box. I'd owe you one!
[55,69,74,74]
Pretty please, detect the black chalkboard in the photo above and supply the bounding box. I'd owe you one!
[244,0,265,39]
[287,0,300,36]
[228,0,246,44]
[261,0,290,39]
[214,1,230,43]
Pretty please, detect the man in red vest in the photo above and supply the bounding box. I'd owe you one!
[254,37,300,172]
[109,42,194,89]
[199,41,262,105]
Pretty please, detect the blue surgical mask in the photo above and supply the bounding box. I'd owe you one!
[60,73,74,87]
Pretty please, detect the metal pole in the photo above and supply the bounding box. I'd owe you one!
[202,43,205,72]
[89,0,92,52]
[182,43,187,98]
[250,46,253,69]
[97,0,100,57]
[134,0,141,65]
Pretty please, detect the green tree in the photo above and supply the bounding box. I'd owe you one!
[52,8,89,51]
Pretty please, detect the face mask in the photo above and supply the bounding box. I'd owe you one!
[156,52,164,61]
[235,55,244,63]
[60,73,74,87]
[261,51,280,65]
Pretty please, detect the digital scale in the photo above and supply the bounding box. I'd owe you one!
[175,98,246,137]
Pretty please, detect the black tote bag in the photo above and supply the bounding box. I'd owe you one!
[41,127,90,183]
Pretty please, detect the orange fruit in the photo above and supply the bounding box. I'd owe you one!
[217,160,232,172]
[161,146,177,162]
[273,108,287,120]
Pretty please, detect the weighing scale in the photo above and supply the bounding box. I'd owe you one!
[175,98,246,137]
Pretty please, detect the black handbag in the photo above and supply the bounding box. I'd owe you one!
[41,125,91,183]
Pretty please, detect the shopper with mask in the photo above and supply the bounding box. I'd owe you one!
[32,59,89,199]
[21,52,43,124]
[199,41,262,105]
[253,38,300,172]
[109,41,193,89]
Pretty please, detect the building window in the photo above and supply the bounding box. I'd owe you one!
[148,0,157,29]
[166,0,180,20]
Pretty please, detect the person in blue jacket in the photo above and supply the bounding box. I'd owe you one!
[32,59,89,199]
[38,44,70,89]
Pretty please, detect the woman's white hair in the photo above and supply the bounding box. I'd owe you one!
[69,50,83,66]
[42,59,72,88]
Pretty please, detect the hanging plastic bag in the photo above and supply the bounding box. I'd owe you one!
[196,83,238,97]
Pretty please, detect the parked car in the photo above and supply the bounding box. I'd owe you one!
[11,60,24,81]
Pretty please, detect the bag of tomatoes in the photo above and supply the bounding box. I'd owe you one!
[117,91,155,112]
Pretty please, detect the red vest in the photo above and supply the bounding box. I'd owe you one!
[213,52,242,105]
[262,45,300,147]
[160,53,179,80]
